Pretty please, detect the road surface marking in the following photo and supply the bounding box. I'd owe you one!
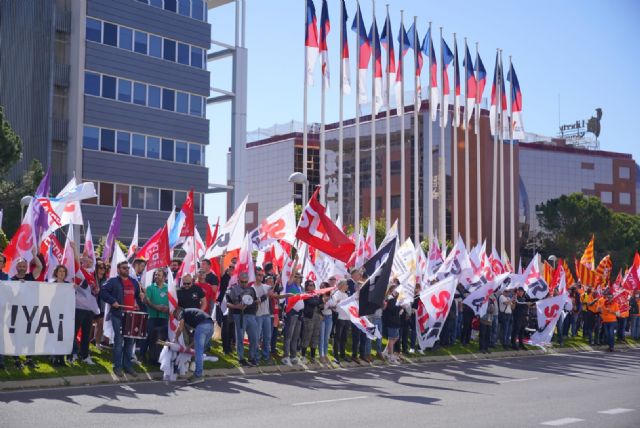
[292,396,368,406]
[540,417,584,426]
[498,377,538,384]
[598,408,634,415]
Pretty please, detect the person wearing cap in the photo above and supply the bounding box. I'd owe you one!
[600,291,620,352]
[511,287,530,350]
[174,306,215,385]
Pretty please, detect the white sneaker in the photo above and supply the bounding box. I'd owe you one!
[297,356,308,365]
[203,355,219,363]
[281,357,292,366]
[408,348,415,354]
[82,356,95,366]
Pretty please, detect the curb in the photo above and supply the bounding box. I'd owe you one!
[1,343,637,391]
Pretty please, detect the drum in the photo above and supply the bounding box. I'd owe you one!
[123,311,148,339]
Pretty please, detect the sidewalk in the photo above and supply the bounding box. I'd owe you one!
[2,342,637,391]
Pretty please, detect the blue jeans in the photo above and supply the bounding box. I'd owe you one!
[194,321,214,377]
[111,313,134,371]
[603,321,616,350]
[630,316,640,340]
[233,313,259,361]
[319,314,333,357]
[490,317,499,347]
[570,312,579,337]
[498,313,512,347]
[257,315,272,360]
[617,317,628,341]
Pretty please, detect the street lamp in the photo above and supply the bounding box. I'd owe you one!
[20,195,33,221]
[288,172,308,207]
[548,255,557,269]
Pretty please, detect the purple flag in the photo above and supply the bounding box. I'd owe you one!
[31,167,51,241]
[102,197,122,263]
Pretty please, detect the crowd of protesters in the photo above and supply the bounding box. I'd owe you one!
[1,250,639,383]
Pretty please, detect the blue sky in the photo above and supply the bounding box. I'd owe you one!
[205,0,640,223]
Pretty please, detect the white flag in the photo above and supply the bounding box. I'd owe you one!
[416,276,457,349]
[528,294,567,347]
[337,294,382,340]
[204,196,248,258]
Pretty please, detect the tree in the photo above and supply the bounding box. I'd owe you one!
[0,106,22,177]
[0,159,44,237]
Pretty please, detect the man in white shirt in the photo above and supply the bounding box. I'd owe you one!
[253,268,273,363]
[498,290,514,349]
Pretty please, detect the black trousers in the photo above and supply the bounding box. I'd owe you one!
[511,318,526,347]
[461,308,474,344]
[221,314,235,353]
[333,319,349,359]
[73,309,94,359]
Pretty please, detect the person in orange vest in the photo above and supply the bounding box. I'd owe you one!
[600,292,620,352]
[616,293,630,342]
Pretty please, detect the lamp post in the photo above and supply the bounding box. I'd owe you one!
[548,255,557,269]
[20,195,33,221]
[288,172,309,207]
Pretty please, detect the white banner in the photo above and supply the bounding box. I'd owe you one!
[529,294,567,347]
[393,238,417,307]
[416,276,457,349]
[337,295,382,340]
[0,281,75,355]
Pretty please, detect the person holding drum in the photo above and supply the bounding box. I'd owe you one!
[100,261,144,378]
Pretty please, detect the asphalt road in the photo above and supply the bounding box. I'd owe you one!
[1,349,639,428]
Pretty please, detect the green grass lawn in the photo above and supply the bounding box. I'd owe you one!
[1,331,637,382]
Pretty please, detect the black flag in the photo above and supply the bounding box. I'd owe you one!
[359,237,397,316]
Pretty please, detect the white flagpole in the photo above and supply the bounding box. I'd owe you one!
[438,27,446,245]
[302,0,310,207]
[463,37,470,248]
[399,10,406,241]
[320,51,326,205]
[370,0,377,224]
[509,55,516,264]
[452,32,459,243]
[412,16,420,245]
[384,4,391,232]
[427,21,434,243]
[355,1,361,231]
[499,49,505,257]
[491,48,499,250]
[475,42,482,245]
[338,0,344,221]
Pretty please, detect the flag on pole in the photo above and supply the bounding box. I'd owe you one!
[31,168,51,242]
[463,43,476,125]
[453,37,461,128]
[475,52,487,105]
[507,62,525,140]
[127,214,139,259]
[359,237,396,316]
[351,3,370,105]
[406,22,423,99]
[596,255,612,286]
[83,222,96,270]
[138,224,171,271]
[305,0,319,87]
[340,0,350,94]
[369,19,384,114]
[102,197,122,263]
[204,196,248,258]
[319,0,330,89]
[396,21,410,115]
[380,13,396,111]
[580,235,595,270]
[489,53,508,136]
[422,28,438,121]
[178,189,195,238]
[440,37,454,127]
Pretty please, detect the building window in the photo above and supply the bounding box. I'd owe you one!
[162,139,174,161]
[192,0,204,20]
[116,131,130,155]
[391,195,401,209]
[83,126,100,150]
[162,88,175,111]
[178,0,190,16]
[174,191,187,209]
[163,39,176,62]
[175,141,188,163]
[132,134,146,157]
[147,136,160,159]
[103,22,118,47]
[102,75,116,99]
[133,82,147,105]
[86,18,102,43]
[164,0,177,12]
[160,189,173,211]
[84,72,100,96]
[149,34,162,58]
[148,85,161,108]
[177,43,190,65]
[131,186,145,209]
[146,188,159,210]
[601,191,613,204]
[189,143,201,165]
[150,0,163,7]
[176,92,189,113]
[115,184,130,208]
[190,95,202,117]
[119,27,133,50]
[581,162,594,170]
[134,30,148,54]
[620,166,631,179]
[118,79,132,102]
[191,46,203,68]
[390,160,401,176]
[99,182,114,206]
[620,192,631,205]
[100,129,115,152]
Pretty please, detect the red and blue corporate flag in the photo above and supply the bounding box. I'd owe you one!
[463,44,476,124]
[422,28,438,120]
[406,22,422,100]
[351,3,370,105]
[507,62,525,139]
[490,52,508,136]
[369,18,383,114]
[475,51,487,105]
[380,13,396,111]
[340,0,350,94]
[305,0,319,87]
[396,21,411,114]
[319,0,330,89]
[441,37,454,127]
[453,38,461,127]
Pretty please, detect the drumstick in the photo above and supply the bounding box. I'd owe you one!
[119,305,136,310]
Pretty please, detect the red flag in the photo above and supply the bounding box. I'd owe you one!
[179,189,195,237]
[206,217,219,248]
[295,187,355,263]
[285,286,335,313]
[138,225,171,270]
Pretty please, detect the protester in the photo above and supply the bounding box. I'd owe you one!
[511,287,530,351]
[217,263,235,354]
[479,295,497,354]
[73,265,101,365]
[330,279,350,364]
[177,274,205,310]
[281,272,304,366]
[600,292,620,352]
[92,260,109,348]
[300,280,322,363]
[195,268,217,315]
[630,291,640,340]
[200,259,219,287]
[141,268,169,364]
[498,289,513,349]
[382,285,401,364]
[318,280,335,363]
[253,269,273,363]
[100,261,144,377]
[174,306,215,385]
[225,272,259,366]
